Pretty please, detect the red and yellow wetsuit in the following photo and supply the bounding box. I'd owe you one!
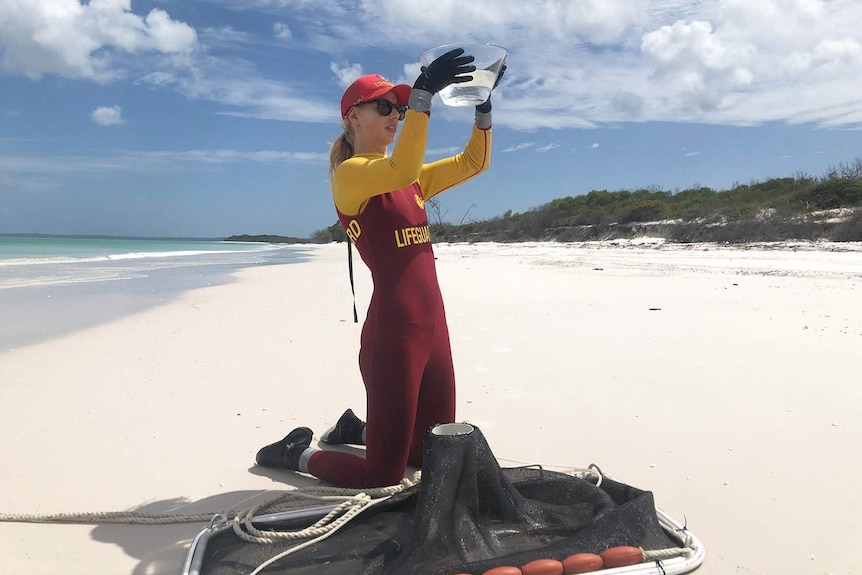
[308,109,491,488]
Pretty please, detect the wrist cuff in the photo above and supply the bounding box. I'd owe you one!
[475,109,492,130]
[409,89,433,113]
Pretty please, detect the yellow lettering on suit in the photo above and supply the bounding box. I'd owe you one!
[345,219,361,242]
[394,225,431,248]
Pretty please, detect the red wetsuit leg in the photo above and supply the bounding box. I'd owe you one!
[307,298,434,488]
[407,310,456,468]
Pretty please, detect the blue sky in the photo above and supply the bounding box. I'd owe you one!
[1,0,860,238]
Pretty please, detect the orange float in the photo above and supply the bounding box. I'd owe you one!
[522,558,564,575]
[599,546,643,568]
[561,553,604,574]
[482,567,523,575]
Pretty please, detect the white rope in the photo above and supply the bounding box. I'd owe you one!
[247,495,391,575]
[0,472,421,575]
[0,510,217,524]
[232,473,420,575]
[643,546,691,561]
[0,472,421,528]
[231,475,419,544]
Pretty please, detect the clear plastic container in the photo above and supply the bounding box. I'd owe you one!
[419,43,508,107]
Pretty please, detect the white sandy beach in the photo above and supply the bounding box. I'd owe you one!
[1,241,861,575]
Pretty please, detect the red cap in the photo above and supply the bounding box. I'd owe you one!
[340,74,411,118]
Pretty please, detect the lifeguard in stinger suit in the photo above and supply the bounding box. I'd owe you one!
[256,49,504,488]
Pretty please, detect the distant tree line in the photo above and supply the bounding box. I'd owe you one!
[225,233,314,244]
[298,158,862,244]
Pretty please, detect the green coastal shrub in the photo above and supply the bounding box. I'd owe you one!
[795,179,862,210]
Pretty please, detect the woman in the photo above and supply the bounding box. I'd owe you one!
[256,49,500,488]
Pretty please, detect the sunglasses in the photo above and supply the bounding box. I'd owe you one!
[360,99,407,121]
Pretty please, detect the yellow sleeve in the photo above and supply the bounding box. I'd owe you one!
[419,125,492,201]
[332,110,429,216]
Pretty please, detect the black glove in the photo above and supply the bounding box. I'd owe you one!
[476,63,506,114]
[413,48,476,95]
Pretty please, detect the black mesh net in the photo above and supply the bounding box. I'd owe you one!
[200,425,681,575]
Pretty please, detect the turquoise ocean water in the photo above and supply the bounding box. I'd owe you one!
[0,235,286,289]
[0,235,306,350]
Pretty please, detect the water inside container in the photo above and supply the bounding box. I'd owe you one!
[420,44,507,107]
[438,70,498,106]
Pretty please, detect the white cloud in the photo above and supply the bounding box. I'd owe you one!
[536,143,560,153]
[198,26,258,49]
[426,146,461,156]
[640,18,754,114]
[135,149,327,164]
[143,8,197,53]
[641,20,755,92]
[787,38,862,74]
[0,0,198,82]
[6,0,862,130]
[635,0,862,125]
[685,151,701,157]
[590,143,600,149]
[330,62,364,88]
[141,56,335,123]
[610,91,646,118]
[502,143,535,153]
[274,22,291,40]
[91,105,124,126]
[267,0,861,129]
[0,149,328,176]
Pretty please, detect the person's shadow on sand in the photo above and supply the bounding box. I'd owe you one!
[90,466,324,575]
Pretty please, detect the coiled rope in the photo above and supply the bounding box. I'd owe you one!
[0,471,422,575]
[228,474,420,575]
[230,474,419,544]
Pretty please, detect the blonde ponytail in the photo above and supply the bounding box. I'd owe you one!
[328,124,355,181]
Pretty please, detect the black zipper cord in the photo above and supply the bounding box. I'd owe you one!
[347,240,358,323]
